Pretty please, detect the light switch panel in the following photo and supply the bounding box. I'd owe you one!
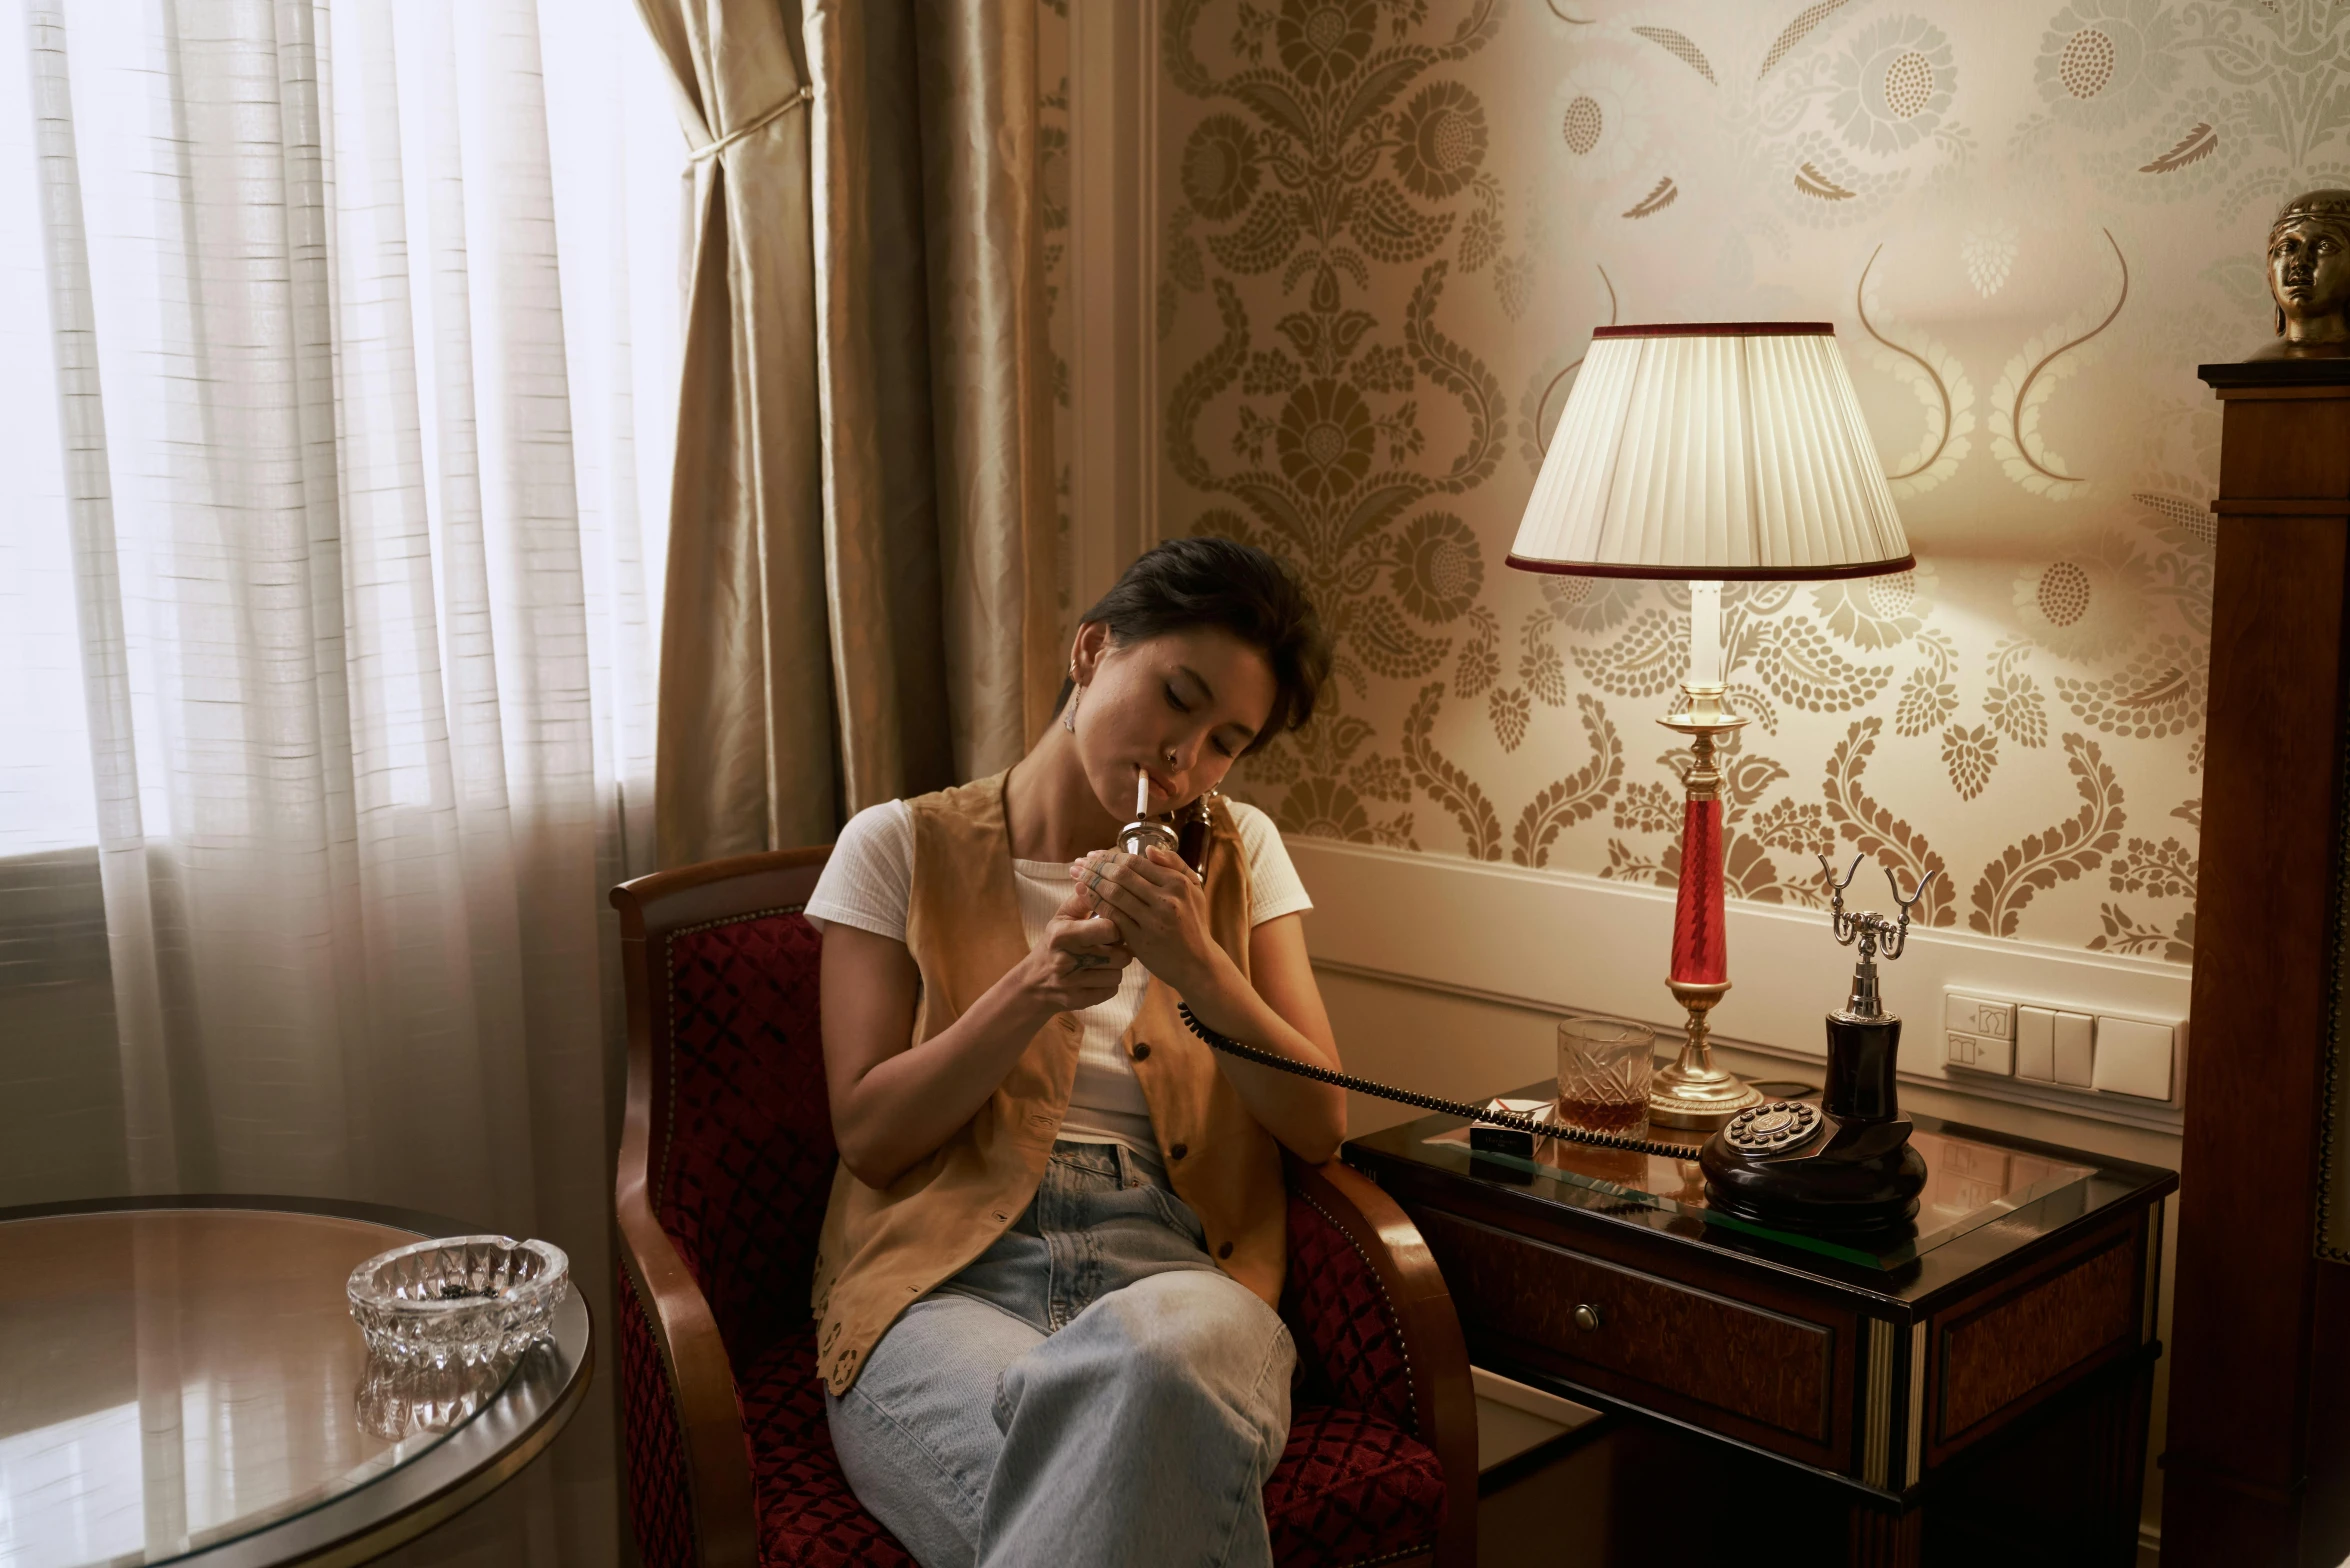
[1946,1029,2014,1076]
[2092,1016,2175,1101]
[2053,1011,2095,1088]
[2016,1006,2056,1082]
[1945,993,2015,1039]
[1945,993,1977,1034]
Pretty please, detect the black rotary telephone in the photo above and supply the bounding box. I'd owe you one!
[1694,856,1935,1237]
[1147,790,1934,1241]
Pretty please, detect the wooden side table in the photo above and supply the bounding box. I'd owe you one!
[0,1195,593,1568]
[1346,1094,2175,1566]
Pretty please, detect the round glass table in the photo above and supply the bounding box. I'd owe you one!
[0,1196,593,1567]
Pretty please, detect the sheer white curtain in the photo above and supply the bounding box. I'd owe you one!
[1,0,681,1558]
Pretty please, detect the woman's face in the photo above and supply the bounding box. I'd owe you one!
[1069,624,1277,818]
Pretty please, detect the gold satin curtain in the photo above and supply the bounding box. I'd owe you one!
[636,0,1059,862]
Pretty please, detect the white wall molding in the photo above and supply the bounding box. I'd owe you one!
[1289,836,2192,1135]
[1065,0,1156,610]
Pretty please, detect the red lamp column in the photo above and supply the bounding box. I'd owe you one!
[1649,583,1763,1130]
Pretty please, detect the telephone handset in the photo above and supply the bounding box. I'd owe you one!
[1144,786,1934,1239]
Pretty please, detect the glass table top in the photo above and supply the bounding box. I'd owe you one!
[0,1208,511,1567]
[1417,1093,2099,1270]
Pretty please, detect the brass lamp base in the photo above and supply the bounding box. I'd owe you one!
[1649,979,1764,1131]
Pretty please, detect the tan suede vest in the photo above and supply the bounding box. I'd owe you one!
[810,771,1289,1394]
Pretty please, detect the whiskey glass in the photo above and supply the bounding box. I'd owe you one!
[1556,1016,1656,1137]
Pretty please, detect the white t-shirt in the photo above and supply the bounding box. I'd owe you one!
[805,796,1311,1155]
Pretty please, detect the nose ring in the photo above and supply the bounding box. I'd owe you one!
[1165,749,1179,766]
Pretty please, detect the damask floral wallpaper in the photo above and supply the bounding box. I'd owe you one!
[1149,0,2327,960]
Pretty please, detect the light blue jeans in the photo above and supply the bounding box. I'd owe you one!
[825,1140,1296,1568]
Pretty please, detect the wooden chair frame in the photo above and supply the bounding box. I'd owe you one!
[611,848,1478,1568]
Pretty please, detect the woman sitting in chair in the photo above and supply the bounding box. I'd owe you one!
[805,536,1344,1568]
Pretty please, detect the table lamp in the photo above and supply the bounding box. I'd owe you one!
[1508,323,1913,1129]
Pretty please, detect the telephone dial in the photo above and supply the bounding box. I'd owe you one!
[1146,790,1935,1242]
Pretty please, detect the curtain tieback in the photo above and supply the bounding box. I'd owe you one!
[687,85,814,164]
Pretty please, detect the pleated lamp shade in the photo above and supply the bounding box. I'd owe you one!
[1508,323,1913,581]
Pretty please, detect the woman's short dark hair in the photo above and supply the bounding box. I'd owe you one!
[1059,536,1330,753]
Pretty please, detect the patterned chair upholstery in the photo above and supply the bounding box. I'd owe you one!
[612,849,1478,1568]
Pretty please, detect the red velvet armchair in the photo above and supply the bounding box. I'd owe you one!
[611,848,1478,1568]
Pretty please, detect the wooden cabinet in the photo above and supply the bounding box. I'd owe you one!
[2164,358,2350,1567]
[1345,1108,2174,1566]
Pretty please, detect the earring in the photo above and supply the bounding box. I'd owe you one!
[1063,668,1081,733]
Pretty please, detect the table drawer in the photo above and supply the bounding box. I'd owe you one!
[1413,1206,1844,1458]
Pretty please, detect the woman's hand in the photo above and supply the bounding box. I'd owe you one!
[1071,846,1222,995]
[822,883,1134,1190]
[1005,883,1135,1023]
[1065,848,1349,1163]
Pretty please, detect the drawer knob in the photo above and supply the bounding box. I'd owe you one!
[1572,1302,1603,1333]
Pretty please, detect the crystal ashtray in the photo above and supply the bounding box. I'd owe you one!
[354,1351,510,1441]
[347,1235,569,1371]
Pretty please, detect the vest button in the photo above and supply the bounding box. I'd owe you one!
[1217,1241,1234,1259]
[1132,1043,1150,1061]
[1169,1143,1188,1160]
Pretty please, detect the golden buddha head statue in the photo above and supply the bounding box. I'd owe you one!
[2260,190,2350,356]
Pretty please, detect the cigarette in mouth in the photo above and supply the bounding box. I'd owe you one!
[1135,768,1151,818]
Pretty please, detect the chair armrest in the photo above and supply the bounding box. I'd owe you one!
[1288,1155,1478,1568]
[608,856,832,1568]
[616,1176,759,1568]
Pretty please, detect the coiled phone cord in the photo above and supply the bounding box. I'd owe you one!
[1174,1002,1702,1162]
